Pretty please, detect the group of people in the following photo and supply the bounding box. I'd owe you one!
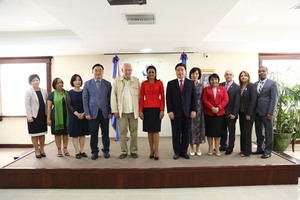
[24,62,278,160]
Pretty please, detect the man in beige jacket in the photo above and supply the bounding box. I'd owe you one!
[111,63,140,159]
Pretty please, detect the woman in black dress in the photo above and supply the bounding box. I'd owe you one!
[47,78,69,157]
[67,74,89,159]
[25,74,48,158]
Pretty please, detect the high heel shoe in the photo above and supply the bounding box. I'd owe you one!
[35,154,42,159]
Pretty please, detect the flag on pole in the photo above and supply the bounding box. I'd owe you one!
[111,56,120,141]
[180,52,188,65]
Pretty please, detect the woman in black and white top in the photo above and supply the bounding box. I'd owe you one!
[25,74,48,159]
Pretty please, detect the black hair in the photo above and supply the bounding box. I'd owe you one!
[146,65,158,81]
[208,73,220,84]
[175,63,186,71]
[28,74,40,84]
[92,64,104,70]
[52,78,64,90]
[70,74,83,87]
[189,67,202,80]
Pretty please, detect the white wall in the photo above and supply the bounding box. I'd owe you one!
[0,52,258,144]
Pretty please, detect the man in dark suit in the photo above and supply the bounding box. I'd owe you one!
[254,66,278,159]
[219,70,240,155]
[83,64,112,160]
[166,63,197,160]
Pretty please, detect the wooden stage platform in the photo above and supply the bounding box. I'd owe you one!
[0,137,299,188]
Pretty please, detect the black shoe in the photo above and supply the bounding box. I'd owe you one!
[154,156,159,160]
[261,153,271,159]
[173,154,180,160]
[149,155,154,159]
[35,154,42,159]
[41,153,46,157]
[75,153,82,159]
[225,149,233,155]
[131,153,138,158]
[219,146,227,151]
[91,153,99,160]
[80,152,88,157]
[104,152,110,159]
[252,151,264,155]
[182,154,190,159]
[119,154,127,159]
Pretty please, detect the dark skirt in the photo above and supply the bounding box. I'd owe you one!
[143,107,161,132]
[27,114,47,136]
[204,114,225,137]
[69,115,89,137]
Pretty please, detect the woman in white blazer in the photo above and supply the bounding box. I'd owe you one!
[25,74,48,159]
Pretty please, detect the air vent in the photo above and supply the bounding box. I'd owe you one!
[126,14,155,25]
[107,0,146,6]
[292,3,300,9]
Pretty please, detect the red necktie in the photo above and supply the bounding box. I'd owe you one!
[180,79,184,92]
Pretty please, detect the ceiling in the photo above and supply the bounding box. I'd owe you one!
[0,0,300,56]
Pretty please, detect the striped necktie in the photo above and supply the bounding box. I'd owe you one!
[258,80,264,93]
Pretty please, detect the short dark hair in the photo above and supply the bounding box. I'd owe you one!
[70,74,83,87]
[146,65,158,81]
[28,74,40,84]
[189,67,202,80]
[208,73,220,84]
[52,78,64,90]
[175,63,186,71]
[92,64,104,70]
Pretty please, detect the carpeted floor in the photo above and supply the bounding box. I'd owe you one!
[3,137,293,169]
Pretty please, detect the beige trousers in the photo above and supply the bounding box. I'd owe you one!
[118,113,138,154]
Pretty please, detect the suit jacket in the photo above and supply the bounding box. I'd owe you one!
[202,86,229,116]
[111,76,140,119]
[255,79,278,116]
[25,87,48,118]
[166,78,196,118]
[240,83,257,116]
[82,78,112,119]
[219,81,240,117]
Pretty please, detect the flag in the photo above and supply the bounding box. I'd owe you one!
[180,52,188,65]
[111,56,120,141]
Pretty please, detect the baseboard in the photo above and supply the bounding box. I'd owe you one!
[0,144,33,148]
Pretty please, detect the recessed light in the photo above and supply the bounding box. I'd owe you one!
[25,20,40,25]
[140,48,152,53]
[247,16,259,23]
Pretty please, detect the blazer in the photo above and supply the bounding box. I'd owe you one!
[25,87,48,118]
[255,79,278,116]
[219,81,240,117]
[82,78,112,119]
[240,83,257,116]
[139,80,165,112]
[166,78,196,118]
[202,86,229,116]
[111,76,140,119]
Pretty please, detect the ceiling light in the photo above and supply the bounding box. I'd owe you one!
[140,48,152,53]
[25,20,40,25]
[247,16,259,23]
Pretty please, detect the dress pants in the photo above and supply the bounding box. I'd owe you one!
[118,113,138,155]
[255,114,273,154]
[239,112,254,155]
[171,116,190,156]
[89,109,110,154]
[221,116,237,150]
